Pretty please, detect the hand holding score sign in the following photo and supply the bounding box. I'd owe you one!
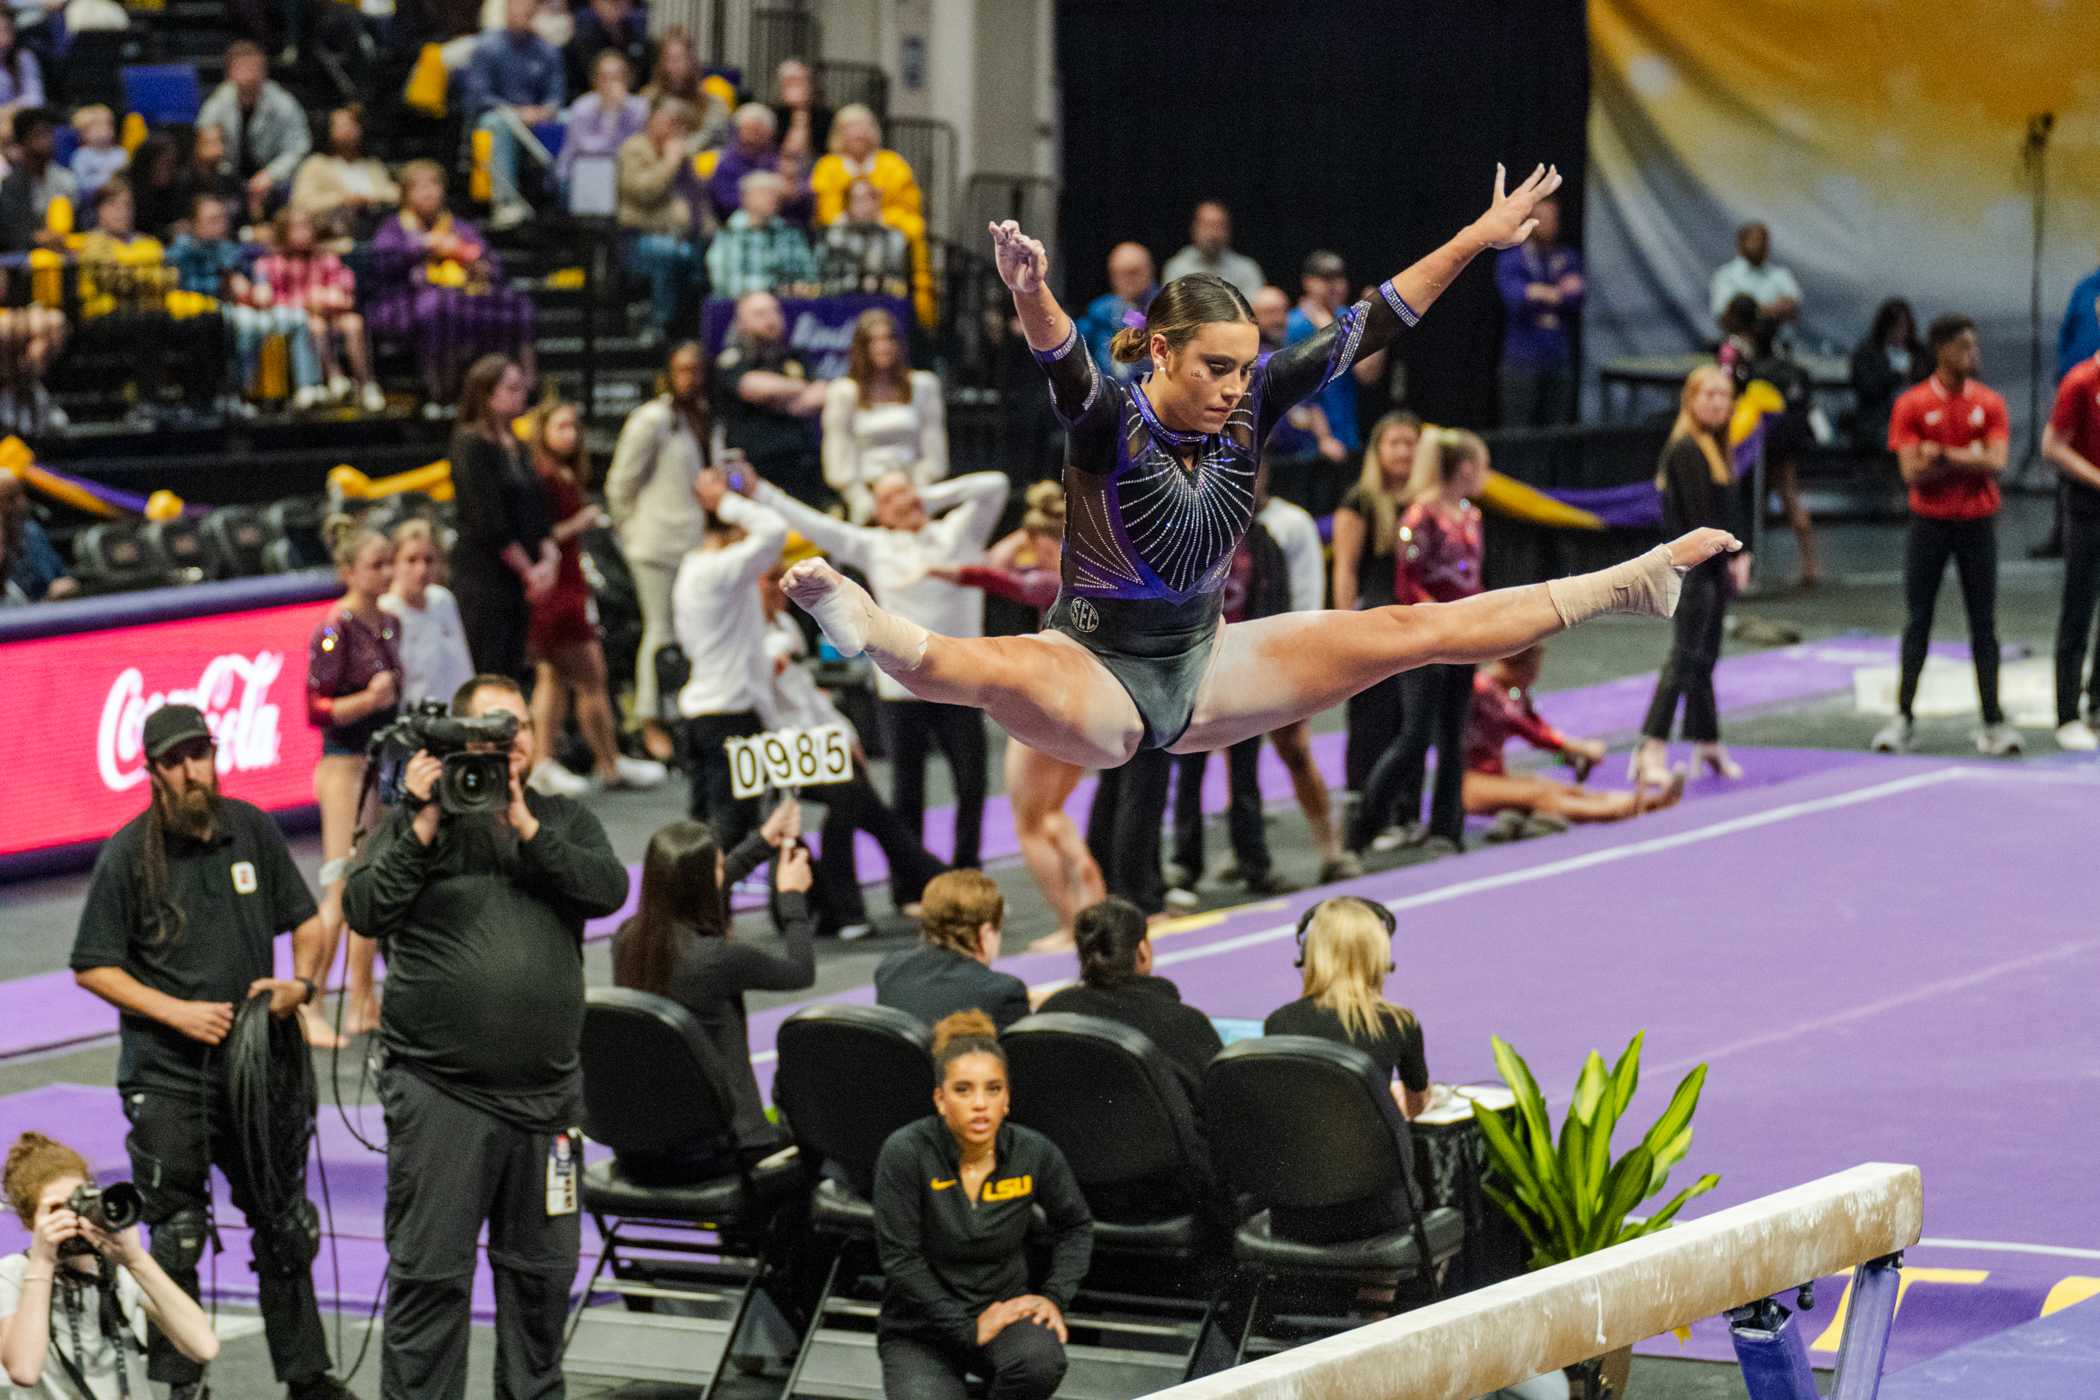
[726,723,856,799]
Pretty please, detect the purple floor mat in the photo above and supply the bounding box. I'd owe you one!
[1882,1296,2100,1398]
[1,756,2093,1373]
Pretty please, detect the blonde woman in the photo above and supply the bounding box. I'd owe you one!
[822,307,948,522]
[303,514,400,1042]
[1266,896,1428,1118]
[1331,412,1421,795]
[1347,428,1490,857]
[1633,365,1752,788]
[810,103,924,233]
[379,518,476,706]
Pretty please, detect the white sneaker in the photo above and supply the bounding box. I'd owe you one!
[2057,719,2099,751]
[529,760,593,796]
[609,754,668,788]
[489,201,530,231]
[1163,886,1199,912]
[359,382,387,414]
[292,385,326,411]
[836,922,874,942]
[1975,722,2024,757]
[1870,717,1913,754]
[327,374,354,402]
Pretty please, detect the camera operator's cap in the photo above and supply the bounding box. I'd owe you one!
[143,704,212,762]
[1301,249,1347,279]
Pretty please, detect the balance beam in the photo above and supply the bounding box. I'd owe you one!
[1153,1161,1922,1400]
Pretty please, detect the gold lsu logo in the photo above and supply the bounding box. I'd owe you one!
[981,1175,1033,1203]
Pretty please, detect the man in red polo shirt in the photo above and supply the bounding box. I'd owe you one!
[1875,314,2019,756]
[2043,320,2100,750]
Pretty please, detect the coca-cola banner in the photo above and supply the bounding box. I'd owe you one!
[0,599,328,860]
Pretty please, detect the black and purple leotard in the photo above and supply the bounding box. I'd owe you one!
[1032,282,1418,748]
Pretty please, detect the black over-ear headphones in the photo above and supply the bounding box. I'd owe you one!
[1293,895,1399,967]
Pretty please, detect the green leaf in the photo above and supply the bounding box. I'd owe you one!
[1637,1063,1709,1197]
[1616,1173,1721,1244]
[1571,1050,1609,1127]
[1606,1031,1644,1121]
[1585,1144,1654,1254]
[1557,1105,1591,1217]
[1472,1099,1545,1208]
[1490,1036,1564,1196]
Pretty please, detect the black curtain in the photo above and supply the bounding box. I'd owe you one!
[1054,0,1589,431]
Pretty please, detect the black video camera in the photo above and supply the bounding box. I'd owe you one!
[369,699,518,816]
[66,1182,142,1241]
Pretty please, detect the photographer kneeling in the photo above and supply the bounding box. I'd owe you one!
[2,1131,219,1396]
[343,675,629,1400]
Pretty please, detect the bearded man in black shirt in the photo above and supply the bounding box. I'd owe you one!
[343,674,629,1400]
[70,703,349,1400]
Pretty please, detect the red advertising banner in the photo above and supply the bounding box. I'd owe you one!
[0,600,329,859]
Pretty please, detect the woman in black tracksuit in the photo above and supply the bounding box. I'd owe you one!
[1634,364,1752,786]
[872,1010,1092,1400]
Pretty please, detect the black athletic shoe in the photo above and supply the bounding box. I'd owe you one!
[288,1375,358,1400]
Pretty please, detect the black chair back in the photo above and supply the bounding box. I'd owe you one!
[72,522,166,593]
[1002,1012,1217,1224]
[580,988,743,1184]
[1203,1036,1416,1221]
[774,1004,933,1200]
[143,517,214,580]
[262,497,329,572]
[201,506,269,577]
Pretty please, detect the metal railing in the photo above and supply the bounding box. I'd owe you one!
[888,115,959,241]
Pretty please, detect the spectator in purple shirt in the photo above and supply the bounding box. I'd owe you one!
[556,48,648,201]
[703,103,813,226]
[1494,193,1584,427]
[467,0,568,230]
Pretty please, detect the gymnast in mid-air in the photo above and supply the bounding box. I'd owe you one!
[774,164,1739,769]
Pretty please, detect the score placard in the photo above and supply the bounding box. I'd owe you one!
[726,724,854,798]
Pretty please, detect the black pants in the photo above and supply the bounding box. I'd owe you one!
[1171,740,1269,881]
[124,1085,331,1388]
[380,1067,579,1400]
[878,1321,1068,1400]
[1898,515,2002,723]
[1344,673,1404,795]
[453,562,531,685]
[1355,664,1474,846]
[684,709,764,851]
[2055,509,2100,724]
[1086,748,1171,914]
[882,699,987,868]
[812,761,948,924]
[1500,358,1575,428]
[1642,561,1729,743]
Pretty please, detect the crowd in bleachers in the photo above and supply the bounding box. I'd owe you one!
[0,0,933,434]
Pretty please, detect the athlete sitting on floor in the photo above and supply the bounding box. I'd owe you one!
[1464,645,1683,839]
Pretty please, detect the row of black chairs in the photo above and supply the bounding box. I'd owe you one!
[568,991,1466,1398]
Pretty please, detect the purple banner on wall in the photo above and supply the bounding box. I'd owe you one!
[700,294,913,382]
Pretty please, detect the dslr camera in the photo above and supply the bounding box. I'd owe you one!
[369,699,518,816]
[60,1182,142,1254]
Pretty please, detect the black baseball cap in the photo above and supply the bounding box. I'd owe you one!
[1301,250,1347,279]
[143,704,212,762]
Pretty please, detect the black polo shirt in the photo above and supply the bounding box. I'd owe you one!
[70,798,317,1096]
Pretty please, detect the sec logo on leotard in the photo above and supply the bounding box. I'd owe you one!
[1069,598,1099,633]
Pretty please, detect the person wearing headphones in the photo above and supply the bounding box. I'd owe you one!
[872,1010,1092,1400]
[1265,896,1430,1120]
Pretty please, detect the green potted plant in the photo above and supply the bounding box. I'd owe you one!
[1471,1031,1721,1399]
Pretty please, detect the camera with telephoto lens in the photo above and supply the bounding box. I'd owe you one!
[369,699,519,815]
[64,1182,142,1249]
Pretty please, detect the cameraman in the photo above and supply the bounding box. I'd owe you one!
[343,674,629,1400]
[68,704,346,1400]
[3,1130,220,1395]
